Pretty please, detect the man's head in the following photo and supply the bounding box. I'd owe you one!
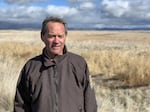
[41,16,67,57]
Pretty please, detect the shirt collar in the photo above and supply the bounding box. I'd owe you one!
[42,45,68,67]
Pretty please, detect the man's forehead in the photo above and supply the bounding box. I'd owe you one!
[47,22,64,30]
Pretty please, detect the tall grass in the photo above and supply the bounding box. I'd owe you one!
[0,57,20,111]
[67,38,150,86]
[0,42,42,112]
[0,30,150,112]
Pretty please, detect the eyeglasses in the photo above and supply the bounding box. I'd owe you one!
[46,33,65,39]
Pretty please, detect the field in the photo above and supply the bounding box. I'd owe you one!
[0,30,150,112]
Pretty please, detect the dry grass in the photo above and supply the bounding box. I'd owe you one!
[0,30,150,112]
[67,30,150,86]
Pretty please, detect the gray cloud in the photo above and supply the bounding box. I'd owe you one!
[99,0,150,28]
[1,0,150,29]
[79,2,95,10]
[5,0,46,4]
[101,0,130,17]
[101,0,150,19]
[46,5,78,17]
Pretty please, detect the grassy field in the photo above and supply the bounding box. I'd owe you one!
[0,30,150,112]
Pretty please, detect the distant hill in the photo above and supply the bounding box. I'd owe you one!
[0,21,150,30]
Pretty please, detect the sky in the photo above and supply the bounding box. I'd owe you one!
[0,0,150,29]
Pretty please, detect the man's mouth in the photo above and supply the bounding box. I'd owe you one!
[52,45,60,49]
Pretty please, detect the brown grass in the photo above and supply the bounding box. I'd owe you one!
[0,30,150,112]
[1,30,150,86]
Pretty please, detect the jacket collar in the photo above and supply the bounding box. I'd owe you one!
[42,45,68,67]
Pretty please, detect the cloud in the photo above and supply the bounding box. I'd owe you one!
[5,0,46,4]
[101,0,150,19]
[101,0,130,17]
[68,0,94,3]
[0,0,100,29]
[79,2,95,10]
[1,0,150,29]
[99,0,150,28]
[46,5,78,17]
[0,5,80,29]
[0,6,43,23]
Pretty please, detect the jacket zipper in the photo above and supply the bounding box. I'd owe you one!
[53,65,58,112]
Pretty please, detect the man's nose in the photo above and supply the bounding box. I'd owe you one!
[53,36,59,42]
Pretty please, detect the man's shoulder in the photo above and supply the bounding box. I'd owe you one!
[27,54,42,63]
[20,54,43,81]
[67,52,86,65]
[24,54,43,68]
[68,52,84,59]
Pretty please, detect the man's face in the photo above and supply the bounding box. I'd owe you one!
[42,22,66,56]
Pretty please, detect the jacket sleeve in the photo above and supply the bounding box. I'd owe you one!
[83,63,97,112]
[14,65,31,112]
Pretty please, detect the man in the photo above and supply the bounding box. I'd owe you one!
[14,16,97,112]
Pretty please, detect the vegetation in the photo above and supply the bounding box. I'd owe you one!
[0,30,150,112]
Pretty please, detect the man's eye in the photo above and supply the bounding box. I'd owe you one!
[47,34,55,38]
[58,35,64,38]
[47,34,65,38]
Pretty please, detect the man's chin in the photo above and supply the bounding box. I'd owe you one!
[51,50,62,56]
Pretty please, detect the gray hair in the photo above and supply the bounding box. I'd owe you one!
[41,16,68,36]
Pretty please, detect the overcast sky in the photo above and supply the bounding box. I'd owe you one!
[0,0,150,29]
